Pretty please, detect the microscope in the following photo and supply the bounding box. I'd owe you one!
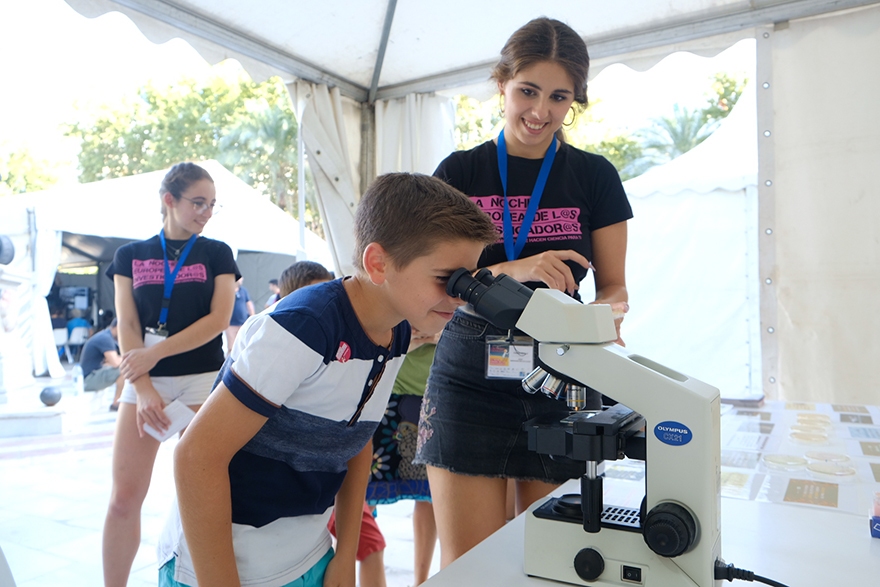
[447,268,722,587]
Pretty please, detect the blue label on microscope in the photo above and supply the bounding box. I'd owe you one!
[654,421,692,446]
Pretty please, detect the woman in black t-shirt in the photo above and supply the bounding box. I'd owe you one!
[102,162,238,586]
[415,18,633,568]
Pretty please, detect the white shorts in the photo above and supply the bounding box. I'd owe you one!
[119,371,218,407]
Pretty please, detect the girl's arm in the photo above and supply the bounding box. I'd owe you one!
[114,275,171,434]
[119,273,236,382]
[589,221,629,343]
[174,383,270,587]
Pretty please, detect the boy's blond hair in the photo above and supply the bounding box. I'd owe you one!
[353,173,498,270]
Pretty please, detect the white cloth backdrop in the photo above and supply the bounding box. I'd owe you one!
[375,93,455,175]
[770,5,880,404]
[289,81,360,277]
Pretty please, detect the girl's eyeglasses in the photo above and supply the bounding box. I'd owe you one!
[181,196,222,214]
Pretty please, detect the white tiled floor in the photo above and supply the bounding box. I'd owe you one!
[0,373,438,587]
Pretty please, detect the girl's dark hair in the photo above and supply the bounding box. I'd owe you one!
[159,162,213,217]
[492,18,590,122]
[279,261,334,297]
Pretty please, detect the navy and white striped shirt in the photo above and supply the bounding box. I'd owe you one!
[160,278,410,587]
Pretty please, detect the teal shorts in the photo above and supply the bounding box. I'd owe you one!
[159,548,334,587]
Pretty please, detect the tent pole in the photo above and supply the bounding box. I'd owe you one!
[360,103,376,194]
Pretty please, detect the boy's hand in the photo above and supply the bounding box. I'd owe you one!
[322,554,355,587]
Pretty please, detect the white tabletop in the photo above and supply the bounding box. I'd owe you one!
[423,481,880,586]
[424,399,880,586]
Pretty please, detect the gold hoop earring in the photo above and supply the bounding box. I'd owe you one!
[563,107,577,128]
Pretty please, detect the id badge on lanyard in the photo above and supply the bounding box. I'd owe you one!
[483,129,555,379]
[485,331,534,380]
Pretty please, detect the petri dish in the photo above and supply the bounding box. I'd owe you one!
[804,451,850,464]
[789,431,828,444]
[806,462,856,477]
[791,424,829,434]
[763,454,807,471]
[797,413,831,423]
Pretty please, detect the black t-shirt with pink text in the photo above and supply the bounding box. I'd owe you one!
[434,140,632,291]
[107,235,240,377]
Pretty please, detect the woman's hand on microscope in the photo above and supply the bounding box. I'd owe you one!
[486,250,594,296]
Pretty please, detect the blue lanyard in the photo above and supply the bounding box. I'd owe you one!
[158,231,198,328]
[496,129,557,261]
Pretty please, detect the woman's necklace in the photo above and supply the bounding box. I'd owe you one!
[166,242,185,260]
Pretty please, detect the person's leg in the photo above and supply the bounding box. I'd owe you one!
[225,326,240,354]
[356,505,387,587]
[426,466,507,568]
[412,500,437,585]
[111,375,124,410]
[103,402,161,586]
[514,479,561,516]
[358,548,387,587]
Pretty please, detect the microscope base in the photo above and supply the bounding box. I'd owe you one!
[524,496,719,586]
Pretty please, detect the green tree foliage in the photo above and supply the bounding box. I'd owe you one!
[454,94,503,151]
[702,72,748,127]
[640,72,748,165]
[65,75,322,235]
[0,147,59,196]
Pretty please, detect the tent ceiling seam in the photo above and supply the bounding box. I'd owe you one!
[96,0,880,103]
[373,0,880,101]
[368,0,398,105]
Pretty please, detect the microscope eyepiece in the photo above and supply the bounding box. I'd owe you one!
[445,268,533,330]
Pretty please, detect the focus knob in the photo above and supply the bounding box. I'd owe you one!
[642,502,697,557]
[573,548,604,582]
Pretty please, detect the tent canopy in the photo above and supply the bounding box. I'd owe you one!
[65,0,878,102]
[0,160,333,268]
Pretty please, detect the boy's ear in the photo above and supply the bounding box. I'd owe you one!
[362,242,389,285]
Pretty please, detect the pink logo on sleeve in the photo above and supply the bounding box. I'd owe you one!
[336,341,352,363]
[471,195,582,243]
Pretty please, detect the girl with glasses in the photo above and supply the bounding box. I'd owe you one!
[102,162,239,586]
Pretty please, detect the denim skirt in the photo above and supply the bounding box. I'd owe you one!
[414,310,586,483]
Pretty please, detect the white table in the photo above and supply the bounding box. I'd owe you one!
[423,481,880,586]
[424,400,880,586]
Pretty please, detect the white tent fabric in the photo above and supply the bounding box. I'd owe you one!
[622,84,760,400]
[375,93,456,175]
[289,81,360,277]
[0,161,333,378]
[0,161,332,265]
[769,6,880,405]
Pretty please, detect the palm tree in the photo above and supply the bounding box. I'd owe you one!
[639,104,717,165]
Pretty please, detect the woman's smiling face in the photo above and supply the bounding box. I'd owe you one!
[499,60,576,158]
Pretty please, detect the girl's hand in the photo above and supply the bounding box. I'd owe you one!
[607,301,630,346]
[120,346,160,382]
[322,553,355,587]
[489,250,593,295]
[135,381,170,437]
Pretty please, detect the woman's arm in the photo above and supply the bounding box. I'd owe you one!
[120,273,236,382]
[590,222,628,305]
[114,275,171,434]
[590,221,629,343]
[174,383,269,587]
[323,442,373,587]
